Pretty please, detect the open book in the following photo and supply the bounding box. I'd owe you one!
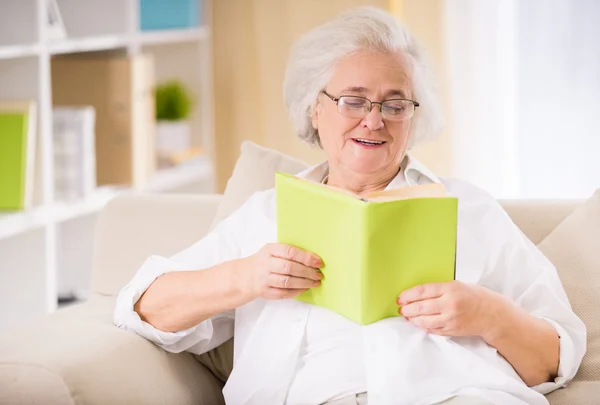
[275,172,458,325]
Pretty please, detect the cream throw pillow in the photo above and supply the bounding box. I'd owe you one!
[538,190,600,382]
[210,141,309,229]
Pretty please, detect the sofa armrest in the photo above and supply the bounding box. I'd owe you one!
[91,193,223,296]
[0,296,224,405]
[547,381,600,405]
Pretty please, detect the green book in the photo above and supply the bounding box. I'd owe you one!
[276,172,458,325]
[0,106,33,211]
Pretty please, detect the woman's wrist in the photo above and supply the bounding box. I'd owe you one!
[479,291,516,346]
[228,257,258,302]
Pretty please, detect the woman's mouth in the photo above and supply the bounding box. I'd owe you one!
[352,138,386,148]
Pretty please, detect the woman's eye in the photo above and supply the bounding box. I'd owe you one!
[385,104,406,114]
[342,98,366,108]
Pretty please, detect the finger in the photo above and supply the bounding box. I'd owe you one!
[398,282,449,305]
[407,315,446,330]
[267,273,321,290]
[269,243,323,268]
[270,257,323,281]
[400,298,442,317]
[265,287,308,300]
[426,327,452,336]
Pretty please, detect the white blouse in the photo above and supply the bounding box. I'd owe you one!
[114,154,586,405]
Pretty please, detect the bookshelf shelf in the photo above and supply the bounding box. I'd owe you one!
[0,0,215,331]
[0,28,210,60]
[0,207,50,240]
[0,156,213,241]
[0,43,41,60]
[51,188,123,225]
[48,35,131,55]
[52,156,212,225]
[145,156,212,192]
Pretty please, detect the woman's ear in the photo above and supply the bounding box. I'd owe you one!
[311,101,321,130]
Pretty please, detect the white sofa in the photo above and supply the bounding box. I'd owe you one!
[0,142,598,405]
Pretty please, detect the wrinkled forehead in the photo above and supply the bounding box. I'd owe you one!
[326,50,414,98]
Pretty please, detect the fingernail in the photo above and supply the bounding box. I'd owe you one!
[314,259,323,267]
[313,281,321,287]
[316,271,323,280]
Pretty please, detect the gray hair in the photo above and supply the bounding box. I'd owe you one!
[283,6,443,149]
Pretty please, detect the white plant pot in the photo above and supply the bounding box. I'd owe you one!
[156,121,191,155]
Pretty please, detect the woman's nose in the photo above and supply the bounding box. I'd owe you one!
[362,106,384,130]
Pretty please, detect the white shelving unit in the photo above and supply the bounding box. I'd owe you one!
[0,157,213,241]
[0,0,215,331]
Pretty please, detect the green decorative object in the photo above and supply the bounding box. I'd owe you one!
[154,80,194,121]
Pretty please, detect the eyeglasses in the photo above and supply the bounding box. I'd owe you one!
[321,90,419,121]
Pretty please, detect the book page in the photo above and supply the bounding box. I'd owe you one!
[365,183,447,202]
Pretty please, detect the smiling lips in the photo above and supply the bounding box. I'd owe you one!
[352,138,386,147]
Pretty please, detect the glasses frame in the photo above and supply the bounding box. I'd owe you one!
[321,90,419,120]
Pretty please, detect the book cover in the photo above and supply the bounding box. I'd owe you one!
[276,172,458,325]
[0,101,36,211]
[0,113,29,210]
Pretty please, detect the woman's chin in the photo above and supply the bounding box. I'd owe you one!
[345,160,391,176]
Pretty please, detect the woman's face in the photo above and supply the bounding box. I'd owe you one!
[312,50,414,177]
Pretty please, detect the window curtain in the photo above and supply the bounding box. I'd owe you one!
[444,0,600,198]
[516,0,600,198]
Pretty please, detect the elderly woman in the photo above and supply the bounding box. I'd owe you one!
[115,7,586,405]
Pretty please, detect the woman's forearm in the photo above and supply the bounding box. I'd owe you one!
[134,259,252,333]
[483,295,560,387]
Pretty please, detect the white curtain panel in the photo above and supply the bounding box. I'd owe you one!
[444,0,599,198]
[516,0,600,198]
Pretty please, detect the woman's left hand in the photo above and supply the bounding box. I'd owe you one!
[397,281,506,339]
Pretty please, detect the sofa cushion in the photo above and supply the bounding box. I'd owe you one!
[546,381,600,405]
[211,141,309,228]
[0,295,225,405]
[538,190,600,382]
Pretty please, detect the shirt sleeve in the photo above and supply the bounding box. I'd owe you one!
[478,200,587,394]
[113,194,256,356]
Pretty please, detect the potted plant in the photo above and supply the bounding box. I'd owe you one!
[154,80,195,155]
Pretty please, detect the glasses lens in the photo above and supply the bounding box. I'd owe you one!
[337,96,370,118]
[382,100,414,120]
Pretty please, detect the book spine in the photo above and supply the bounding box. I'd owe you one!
[24,103,37,209]
[359,201,369,325]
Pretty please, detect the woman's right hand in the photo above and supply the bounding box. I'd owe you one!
[236,243,324,300]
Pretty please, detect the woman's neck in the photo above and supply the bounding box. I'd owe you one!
[326,164,401,197]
